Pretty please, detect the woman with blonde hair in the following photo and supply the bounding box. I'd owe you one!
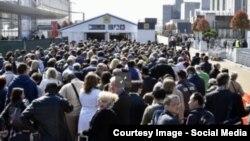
[81,91,118,141]
[78,72,100,139]
[39,68,62,95]
[109,58,120,72]
[29,60,40,76]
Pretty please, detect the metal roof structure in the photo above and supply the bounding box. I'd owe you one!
[0,1,67,19]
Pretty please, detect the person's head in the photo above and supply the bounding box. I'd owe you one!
[203,56,209,62]
[30,60,40,71]
[162,78,176,93]
[31,72,43,85]
[10,88,24,103]
[230,72,238,81]
[109,76,124,94]
[98,91,119,110]
[67,72,76,83]
[163,95,180,116]
[152,89,166,101]
[100,71,112,85]
[214,63,221,70]
[216,73,229,87]
[188,92,205,110]
[130,81,142,93]
[143,93,154,105]
[109,58,120,70]
[45,83,59,94]
[208,78,217,88]
[221,68,229,73]
[0,76,6,89]
[112,68,122,77]
[97,63,107,75]
[195,52,200,57]
[46,68,57,79]
[84,72,99,93]
[127,60,136,68]
[17,63,28,75]
[4,63,12,71]
[177,70,187,81]
[186,66,196,75]
[47,59,56,67]
[73,63,81,71]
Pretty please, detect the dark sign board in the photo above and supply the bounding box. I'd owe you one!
[108,24,125,30]
[145,18,157,25]
[137,22,155,30]
[88,24,105,30]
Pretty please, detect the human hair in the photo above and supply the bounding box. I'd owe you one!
[0,76,6,89]
[143,93,154,105]
[130,81,142,93]
[4,63,12,71]
[10,88,24,103]
[109,58,120,70]
[230,72,238,81]
[98,91,119,109]
[186,66,196,74]
[191,92,205,106]
[127,60,135,68]
[162,78,176,93]
[84,72,99,94]
[17,63,28,75]
[177,70,187,80]
[45,83,59,94]
[31,72,43,85]
[152,89,166,100]
[216,73,229,86]
[110,76,124,89]
[163,95,180,106]
[101,71,112,85]
[46,68,57,79]
[30,60,40,71]
[47,59,56,67]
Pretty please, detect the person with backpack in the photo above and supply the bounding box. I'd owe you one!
[186,92,215,125]
[0,88,30,141]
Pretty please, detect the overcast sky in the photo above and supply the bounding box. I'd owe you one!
[71,0,174,23]
[71,0,199,23]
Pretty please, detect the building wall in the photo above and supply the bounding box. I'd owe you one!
[163,5,172,25]
[37,0,69,15]
[60,15,137,42]
[181,2,200,21]
[200,0,210,10]
[137,30,155,43]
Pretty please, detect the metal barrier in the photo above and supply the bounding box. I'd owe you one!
[0,38,67,56]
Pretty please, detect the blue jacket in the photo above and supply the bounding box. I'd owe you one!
[7,75,38,104]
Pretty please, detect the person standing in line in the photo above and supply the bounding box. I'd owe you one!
[21,83,73,141]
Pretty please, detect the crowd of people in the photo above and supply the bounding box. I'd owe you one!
[0,39,249,141]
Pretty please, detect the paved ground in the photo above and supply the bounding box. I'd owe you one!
[189,47,250,93]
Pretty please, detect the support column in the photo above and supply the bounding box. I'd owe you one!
[105,32,110,41]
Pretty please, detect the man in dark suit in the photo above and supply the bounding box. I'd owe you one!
[110,76,131,124]
[129,81,147,124]
[141,66,157,97]
[205,73,249,124]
